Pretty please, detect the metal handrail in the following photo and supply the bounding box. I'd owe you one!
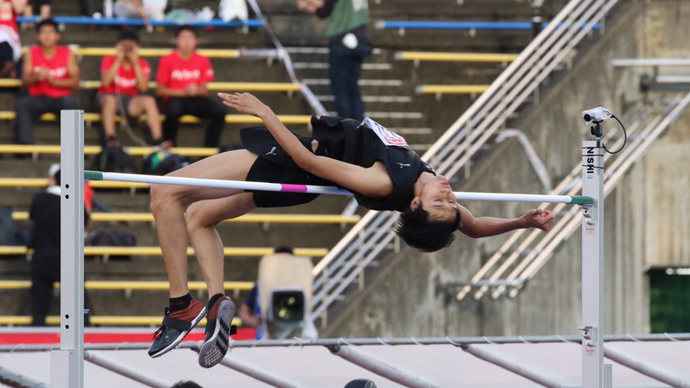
[310,0,620,325]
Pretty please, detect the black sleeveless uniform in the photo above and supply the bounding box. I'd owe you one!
[241,116,434,211]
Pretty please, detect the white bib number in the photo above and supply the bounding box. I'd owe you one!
[362,117,409,148]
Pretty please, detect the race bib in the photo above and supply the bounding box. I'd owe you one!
[362,117,409,148]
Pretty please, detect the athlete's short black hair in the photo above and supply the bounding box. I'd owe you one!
[395,204,460,252]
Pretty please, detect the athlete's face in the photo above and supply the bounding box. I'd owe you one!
[174,30,197,54]
[414,175,459,223]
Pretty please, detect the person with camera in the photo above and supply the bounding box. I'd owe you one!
[239,246,317,340]
[155,25,227,148]
[98,29,168,148]
[14,18,79,145]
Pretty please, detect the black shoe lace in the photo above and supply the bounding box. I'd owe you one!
[152,326,164,340]
[152,307,170,340]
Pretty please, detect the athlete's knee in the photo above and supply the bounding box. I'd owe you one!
[184,202,214,233]
[149,184,176,214]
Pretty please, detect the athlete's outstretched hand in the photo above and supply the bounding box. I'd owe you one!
[521,208,555,231]
[218,92,270,118]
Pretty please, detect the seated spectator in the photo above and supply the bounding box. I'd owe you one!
[99,29,169,148]
[14,18,79,145]
[155,25,226,147]
[114,0,167,24]
[23,0,51,23]
[0,0,25,78]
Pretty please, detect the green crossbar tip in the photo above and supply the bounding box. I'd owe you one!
[84,171,104,181]
[570,196,594,205]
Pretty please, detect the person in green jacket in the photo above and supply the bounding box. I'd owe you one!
[299,0,371,121]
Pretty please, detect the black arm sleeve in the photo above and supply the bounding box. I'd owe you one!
[316,0,337,18]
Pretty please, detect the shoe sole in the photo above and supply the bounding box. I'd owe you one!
[198,299,235,368]
[149,306,207,358]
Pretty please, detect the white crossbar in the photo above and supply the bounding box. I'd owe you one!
[85,171,592,205]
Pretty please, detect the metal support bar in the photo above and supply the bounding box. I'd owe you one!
[0,365,49,388]
[3,333,690,352]
[441,279,525,288]
[84,351,168,388]
[496,129,553,193]
[330,345,440,388]
[462,344,565,388]
[603,346,689,387]
[581,140,605,388]
[215,351,298,388]
[52,110,85,388]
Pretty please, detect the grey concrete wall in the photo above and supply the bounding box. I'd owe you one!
[325,1,690,338]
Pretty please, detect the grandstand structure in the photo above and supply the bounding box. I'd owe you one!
[2,0,690,386]
[0,0,566,329]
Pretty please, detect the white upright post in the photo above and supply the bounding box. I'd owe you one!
[581,140,605,388]
[52,110,85,388]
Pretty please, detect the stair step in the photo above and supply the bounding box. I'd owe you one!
[315,95,412,103]
[286,47,384,55]
[294,63,392,70]
[305,79,404,87]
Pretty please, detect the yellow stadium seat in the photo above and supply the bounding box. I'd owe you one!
[0,111,312,124]
[0,280,253,291]
[0,245,328,257]
[11,211,360,224]
[395,51,519,63]
[415,85,490,95]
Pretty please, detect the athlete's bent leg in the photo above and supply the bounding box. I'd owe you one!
[186,192,257,297]
[149,149,258,299]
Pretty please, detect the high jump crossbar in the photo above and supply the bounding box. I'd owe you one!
[83,171,593,205]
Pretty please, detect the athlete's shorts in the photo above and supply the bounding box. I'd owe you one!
[242,126,333,208]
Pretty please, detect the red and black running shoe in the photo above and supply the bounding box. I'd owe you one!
[148,299,206,358]
[198,296,236,368]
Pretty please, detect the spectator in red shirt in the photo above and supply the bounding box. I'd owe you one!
[0,0,26,77]
[155,25,226,148]
[99,30,168,148]
[14,18,79,145]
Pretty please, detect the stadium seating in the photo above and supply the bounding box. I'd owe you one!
[395,51,519,64]
[0,0,545,325]
[0,280,253,292]
[0,79,300,92]
[415,85,490,95]
[0,246,328,258]
[11,211,360,224]
[17,15,264,28]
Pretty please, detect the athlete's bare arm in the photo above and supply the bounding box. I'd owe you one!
[219,92,394,199]
[457,205,554,238]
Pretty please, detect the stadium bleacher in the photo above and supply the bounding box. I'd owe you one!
[0,0,548,328]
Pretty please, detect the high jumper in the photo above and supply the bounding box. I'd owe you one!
[146,92,555,367]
